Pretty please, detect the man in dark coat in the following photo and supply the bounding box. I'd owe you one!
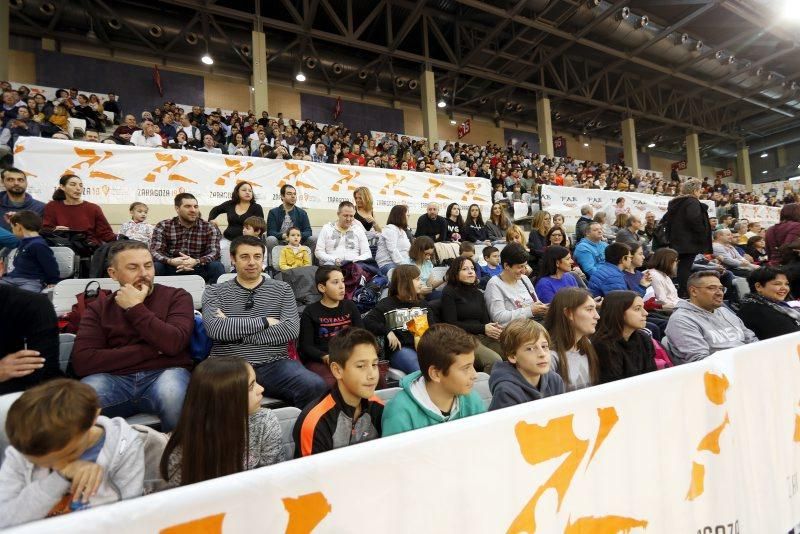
[665,178,712,296]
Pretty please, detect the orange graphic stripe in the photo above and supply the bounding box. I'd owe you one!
[282,492,331,534]
[160,513,225,534]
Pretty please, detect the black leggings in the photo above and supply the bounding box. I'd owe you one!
[677,253,696,297]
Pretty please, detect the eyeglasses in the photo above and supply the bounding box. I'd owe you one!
[245,291,255,310]
[696,285,726,294]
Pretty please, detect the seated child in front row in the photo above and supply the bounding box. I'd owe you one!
[0,210,60,292]
[0,379,145,528]
[279,226,311,270]
[488,319,564,411]
[119,202,154,245]
[294,327,384,457]
[382,324,486,437]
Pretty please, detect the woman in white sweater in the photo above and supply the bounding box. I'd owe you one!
[375,205,411,275]
[646,247,680,309]
[484,243,549,326]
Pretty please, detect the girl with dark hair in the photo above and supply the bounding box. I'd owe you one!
[527,210,552,269]
[441,256,503,372]
[646,247,680,310]
[445,202,465,242]
[543,287,600,391]
[376,204,410,274]
[227,132,250,156]
[407,236,444,296]
[208,181,264,241]
[160,357,284,486]
[42,174,116,246]
[744,235,768,266]
[534,246,580,304]
[486,202,511,242]
[546,225,569,249]
[463,204,491,245]
[592,290,656,384]
[364,264,428,373]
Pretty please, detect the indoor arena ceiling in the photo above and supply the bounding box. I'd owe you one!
[9,0,800,159]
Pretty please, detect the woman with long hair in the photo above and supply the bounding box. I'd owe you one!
[551,214,573,248]
[160,357,284,486]
[592,290,656,384]
[441,256,503,372]
[364,264,428,373]
[227,132,250,156]
[353,186,381,233]
[42,174,116,246]
[543,287,600,391]
[646,247,680,310]
[445,202,465,242]
[208,181,264,241]
[534,246,581,304]
[486,202,511,242]
[464,204,491,245]
[527,210,552,268]
[376,204,410,274]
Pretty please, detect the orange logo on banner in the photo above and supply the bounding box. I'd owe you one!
[422,177,450,200]
[282,492,331,533]
[13,145,24,154]
[160,513,224,534]
[213,158,254,186]
[332,168,359,192]
[143,153,195,183]
[278,162,316,190]
[509,407,647,533]
[686,371,730,501]
[65,148,118,180]
[379,173,411,197]
[461,180,487,203]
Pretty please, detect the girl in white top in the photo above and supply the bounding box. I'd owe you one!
[646,248,680,309]
[375,205,411,274]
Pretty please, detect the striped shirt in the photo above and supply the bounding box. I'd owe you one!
[201,278,299,365]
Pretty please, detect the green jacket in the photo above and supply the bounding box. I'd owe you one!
[382,371,486,437]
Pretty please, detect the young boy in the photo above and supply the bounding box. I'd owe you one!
[459,241,475,260]
[480,245,502,285]
[488,319,564,411]
[242,215,267,239]
[382,324,485,436]
[0,379,145,527]
[299,266,364,387]
[293,327,384,457]
[279,226,311,270]
[119,202,154,245]
[0,210,59,292]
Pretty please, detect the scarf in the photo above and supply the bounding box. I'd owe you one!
[740,292,800,327]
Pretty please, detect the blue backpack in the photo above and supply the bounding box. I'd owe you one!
[190,311,213,363]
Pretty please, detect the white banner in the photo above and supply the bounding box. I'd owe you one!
[735,203,782,228]
[8,333,800,534]
[540,184,717,232]
[13,138,492,216]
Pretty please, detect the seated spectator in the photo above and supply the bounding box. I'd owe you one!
[315,201,371,266]
[488,319,564,411]
[485,202,511,242]
[202,236,326,408]
[544,287,600,391]
[150,193,225,283]
[130,120,162,148]
[744,235,768,266]
[593,212,615,242]
[463,204,491,245]
[480,246,502,279]
[382,324,485,436]
[294,328,384,457]
[43,174,117,247]
[415,202,448,242]
[0,379,145,528]
[574,205,594,243]
[592,290,656,383]
[72,241,193,431]
[0,168,45,230]
[615,215,650,256]
[440,256,502,373]
[665,271,757,364]
[0,284,59,394]
[622,242,652,296]
[279,227,311,270]
[573,222,608,277]
[119,202,154,245]
[610,213,629,235]
[407,236,445,297]
[353,187,381,234]
[208,181,264,242]
[102,92,121,120]
[299,266,364,387]
[266,184,316,255]
[551,214,573,249]
[227,132,250,156]
[713,228,757,276]
[646,247,680,310]
[534,245,580,304]
[765,203,800,266]
[484,243,548,326]
[587,242,632,298]
[199,133,222,153]
[744,221,763,240]
[527,210,552,268]
[160,357,284,486]
[113,114,141,142]
[738,267,800,340]
[364,264,428,374]
[375,204,411,275]
[0,210,59,292]
[2,107,41,148]
[242,215,267,240]
[444,202,465,242]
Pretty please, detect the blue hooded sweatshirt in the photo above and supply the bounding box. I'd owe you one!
[0,192,45,231]
[6,236,60,284]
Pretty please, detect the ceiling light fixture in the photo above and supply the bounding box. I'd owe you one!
[437,99,447,108]
[647,142,656,148]
[201,54,214,65]
[295,72,306,82]
[760,152,768,158]
[762,170,768,174]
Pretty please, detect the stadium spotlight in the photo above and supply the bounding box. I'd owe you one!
[761,152,768,158]
[636,16,649,28]
[201,54,214,65]
[295,71,306,82]
[583,142,590,147]
[449,117,457,125]
[762,170,768,174]
[783,0,800,21]
[647,142,656,148]
[617,7,631,20]
[437,99,447,108]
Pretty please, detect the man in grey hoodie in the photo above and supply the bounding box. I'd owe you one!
[665,271,757,364]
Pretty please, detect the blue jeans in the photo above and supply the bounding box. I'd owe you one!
[154,260,226,284]
[379,263,396,276]
[0,277,43,293]
[391,347,420,374]
[253,358,327,409]
[81,368,190,432]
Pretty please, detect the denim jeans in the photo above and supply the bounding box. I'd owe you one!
[154,260,226,284]
[0,277,43,293]
[390,347,420,374]
[379,263,396,276]
[253,358,328,409]
[81,368,190,432]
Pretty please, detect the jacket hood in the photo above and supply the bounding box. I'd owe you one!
[399,371,459,423]
[0,192,43,210]
[95,416,144,480]
[489,361,547,400]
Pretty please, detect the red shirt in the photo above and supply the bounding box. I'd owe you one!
[43,201,117,245]
[345,152,365,166]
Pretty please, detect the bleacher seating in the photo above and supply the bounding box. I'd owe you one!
[473,372,491,410]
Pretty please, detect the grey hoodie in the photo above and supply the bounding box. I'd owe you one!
[488,361,564,411]
[665,299,758,364]
[0,416,145,528]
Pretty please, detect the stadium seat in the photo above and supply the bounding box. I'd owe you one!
[473,372,491,409]
[67,117,86,137]
[430,266,448,280]
[0,391,23,464]
[126,413,162,428]
[375,387,402,403]
[52,247,79,279]
[59,333,75,373]
[387,368,406,382]
[273,406,301,460]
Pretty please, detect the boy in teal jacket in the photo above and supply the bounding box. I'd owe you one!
[382,324,486,436]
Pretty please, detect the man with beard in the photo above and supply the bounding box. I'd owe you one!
[72,240,193,432]
[0,168,45,230]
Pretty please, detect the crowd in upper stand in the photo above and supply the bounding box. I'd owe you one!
[2,81,800,528]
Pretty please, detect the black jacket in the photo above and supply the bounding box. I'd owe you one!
[464,221,489,243]
[440,284,491,334]
[574,216,593,242]
[593,329,656,384]
[414,214,448,242]
[207,200,265,240]
[665,196,712,255]
[737,296,800,340]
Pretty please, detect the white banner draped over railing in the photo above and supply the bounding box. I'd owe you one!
[8,333,800,534]
[540,184,717,232]
[13,138,493,216]
[736,203,781,228]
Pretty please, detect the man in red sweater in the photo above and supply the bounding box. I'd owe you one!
[72,240,193,431]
